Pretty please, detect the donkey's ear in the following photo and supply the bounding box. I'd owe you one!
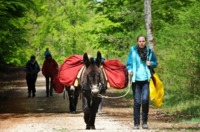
[83,53,90,67]
[96,51,102,67]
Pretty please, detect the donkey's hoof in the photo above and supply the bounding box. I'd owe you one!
[86,125,90,130]
[90,126,96,129]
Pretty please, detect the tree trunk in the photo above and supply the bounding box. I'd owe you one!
[144,0,156,50]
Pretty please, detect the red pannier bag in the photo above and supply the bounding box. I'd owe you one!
[102,59,128,89]
[58,55,84,86]
[53,73,65,93]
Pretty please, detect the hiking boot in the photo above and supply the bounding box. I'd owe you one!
[86,125,90,130]
[90,126,96,129]
[142,123,148,129]
[133,124,140,129]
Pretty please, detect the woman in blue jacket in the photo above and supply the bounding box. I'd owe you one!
[126,35,158,129]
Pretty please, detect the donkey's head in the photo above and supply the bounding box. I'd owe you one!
[81,51,104,96]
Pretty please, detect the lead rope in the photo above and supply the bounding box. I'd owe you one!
[98,74,132,99]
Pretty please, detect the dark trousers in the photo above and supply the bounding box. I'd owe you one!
[132,81,149,125]
[66,87,79,112]
[26,76,37,95]
[45,76,53,96]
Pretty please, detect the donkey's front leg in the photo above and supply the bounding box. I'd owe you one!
[89,97,102,129]
[82,95,91,129]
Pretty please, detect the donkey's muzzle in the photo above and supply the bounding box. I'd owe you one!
[91,86,99,96]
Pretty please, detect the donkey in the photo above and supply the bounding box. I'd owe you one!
[80,51,106,129]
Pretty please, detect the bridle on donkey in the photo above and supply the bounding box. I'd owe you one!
[86,70,103,96]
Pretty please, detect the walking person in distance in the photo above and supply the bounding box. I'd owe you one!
[25,55,40,98]
[42,54,58,97]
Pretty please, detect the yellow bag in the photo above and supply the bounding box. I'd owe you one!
[149,77,157,101]
[149,73,164,107]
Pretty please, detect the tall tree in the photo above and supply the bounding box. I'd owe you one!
[144,0,155,50]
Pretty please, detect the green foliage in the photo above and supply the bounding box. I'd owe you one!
[0,0,35,65]
[154,0,200,117]
[88,0,145,58]
[24,0,94,64]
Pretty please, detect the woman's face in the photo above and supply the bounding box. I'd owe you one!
[137,36,146,48]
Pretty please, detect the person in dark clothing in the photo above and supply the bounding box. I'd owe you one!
[65,86,80,113]
[42,54,58,97]
[25,55,40,98]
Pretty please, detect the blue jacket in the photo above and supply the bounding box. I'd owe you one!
[126,45,158,82]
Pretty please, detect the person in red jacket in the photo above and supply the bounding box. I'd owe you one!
[42,54,58,97]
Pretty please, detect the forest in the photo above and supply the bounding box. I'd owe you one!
[0,0,199,120]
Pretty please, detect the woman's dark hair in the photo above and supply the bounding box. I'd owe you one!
[137,35,147,41]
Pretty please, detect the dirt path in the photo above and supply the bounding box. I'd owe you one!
[0,73,199,132]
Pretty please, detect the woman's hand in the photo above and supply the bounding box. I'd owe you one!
[146,61,152,66]
[128,71,132,75]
